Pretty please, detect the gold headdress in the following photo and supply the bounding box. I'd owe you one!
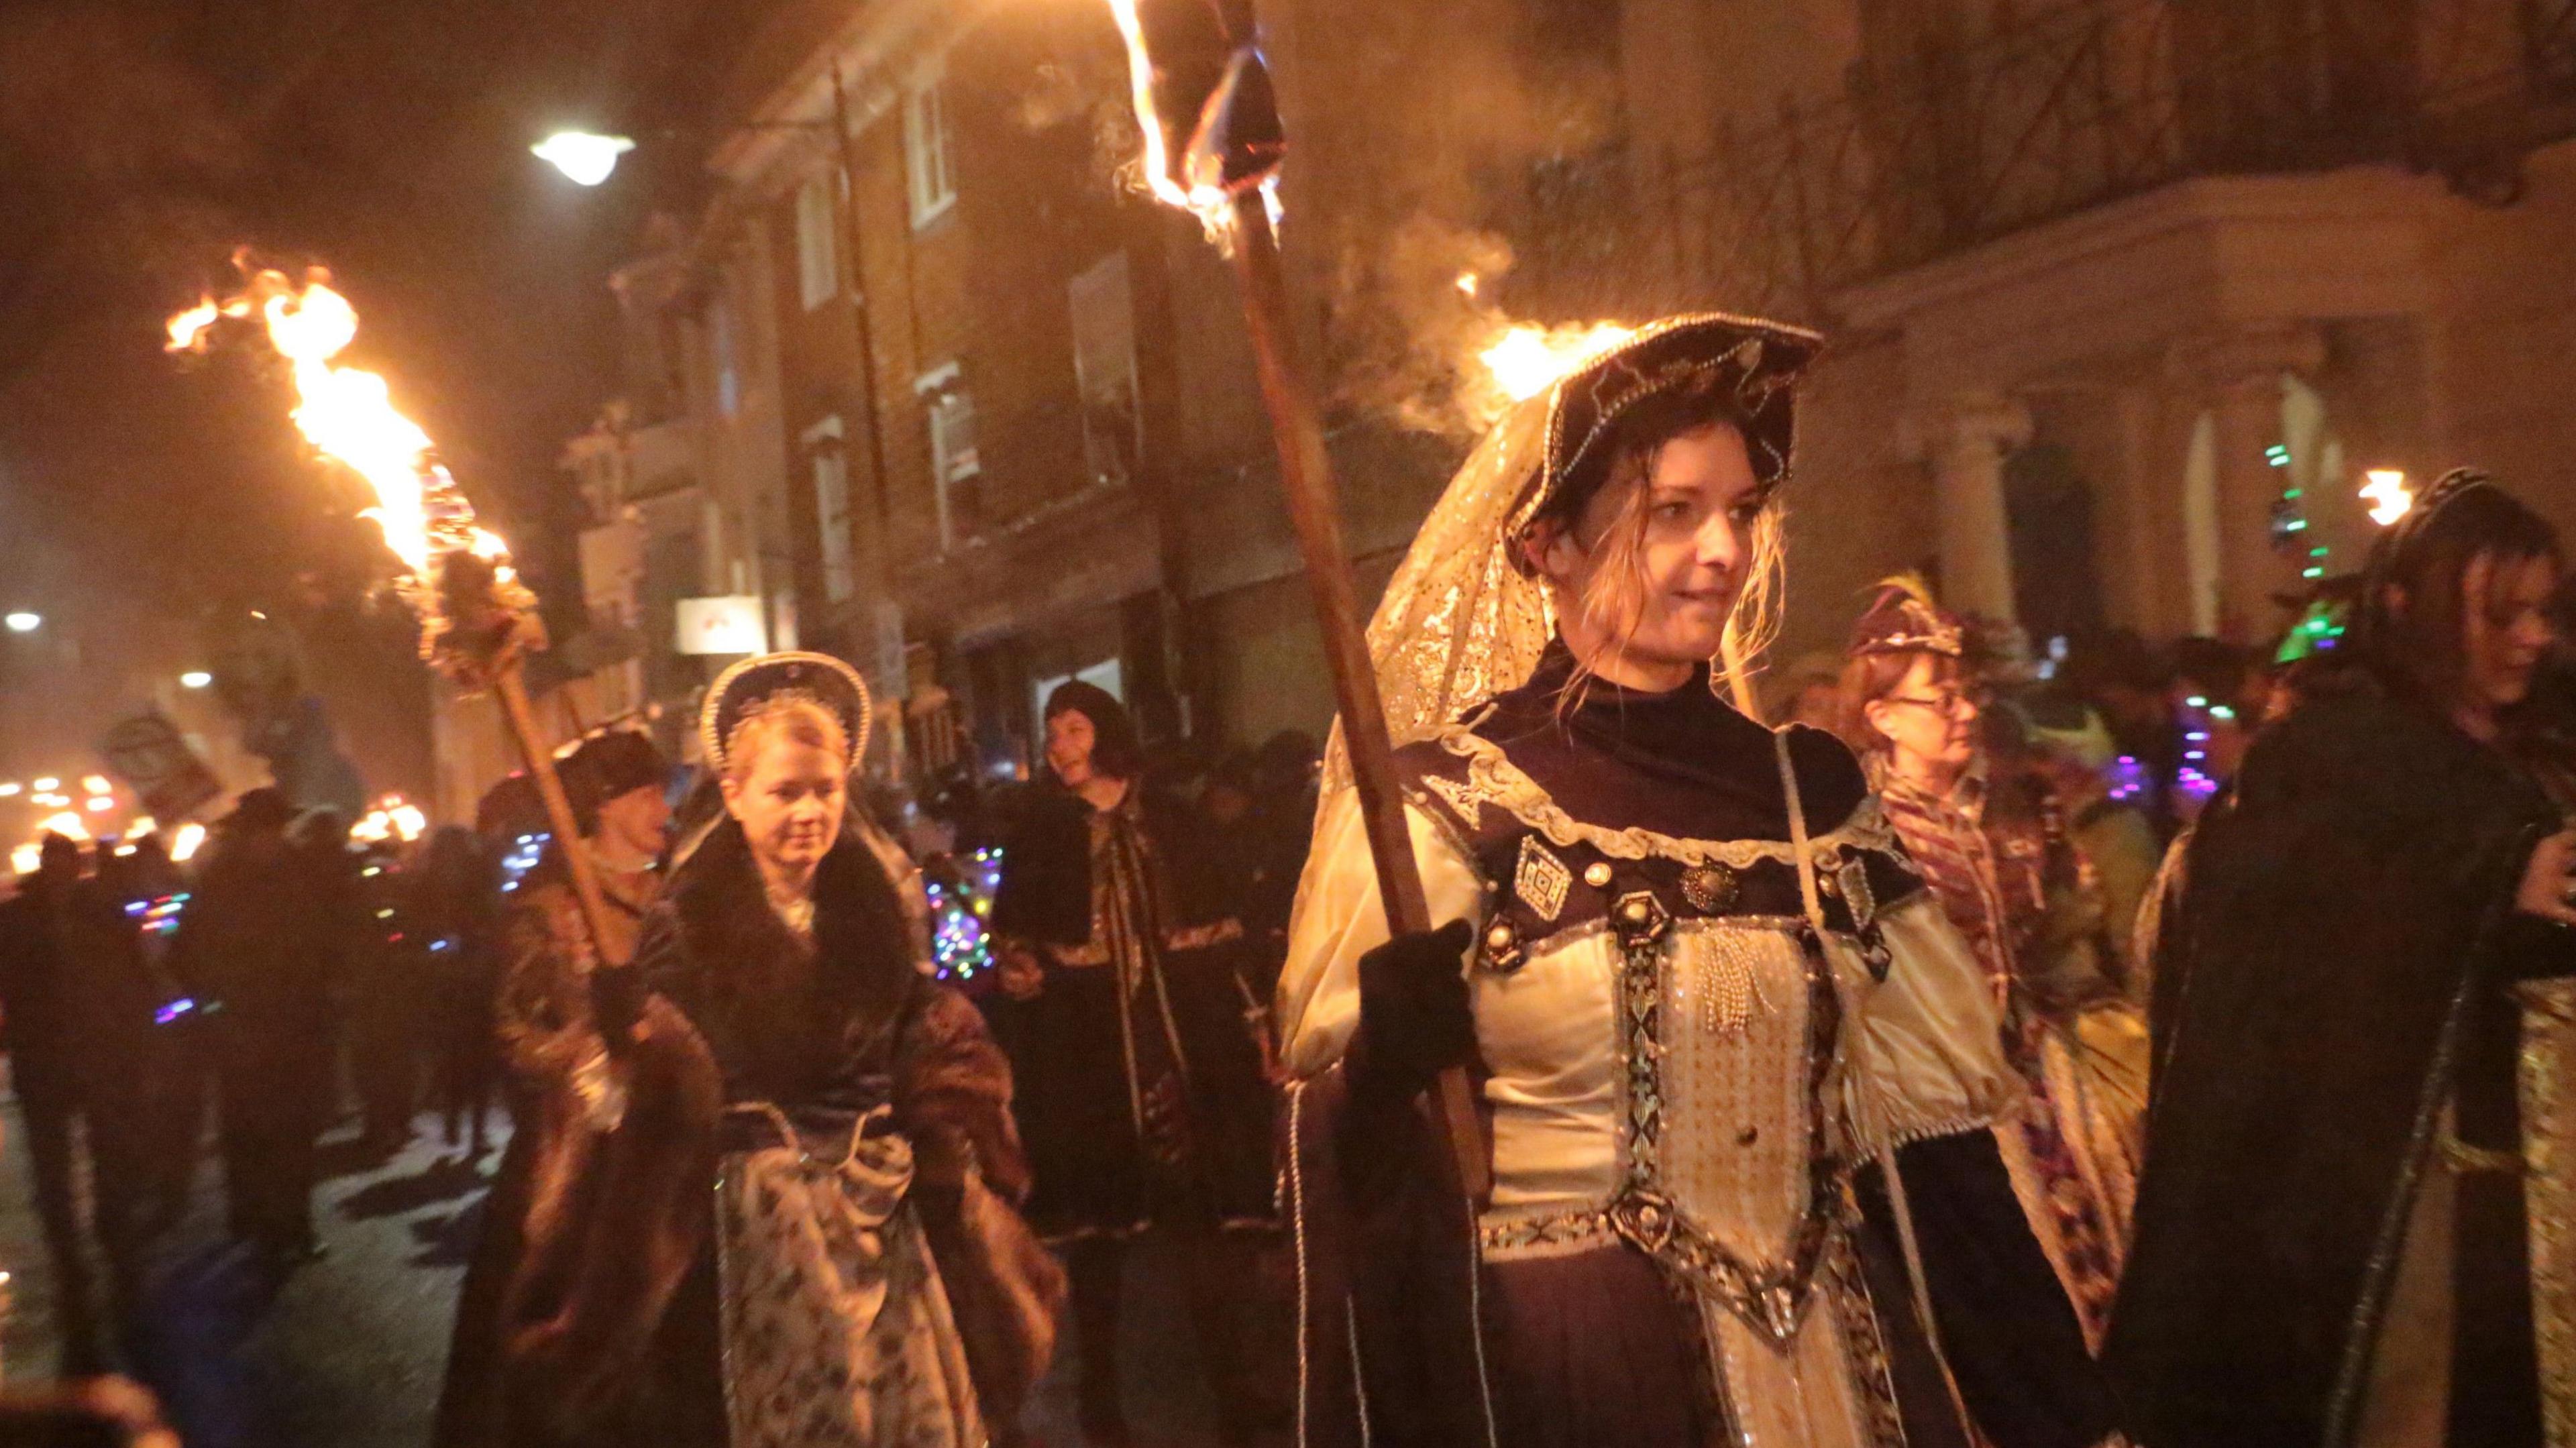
[698,651,873,775]
[1846,574,1965,659]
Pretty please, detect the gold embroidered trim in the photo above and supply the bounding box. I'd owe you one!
[2516,977,2576,1447]
[1604,906,1847,1347]
[1167,920,1245,952]
[1480,1209,1621,1260]
[1042,918,1242,968]
[1430,725,1900,869]
[1826,1227,1911,1448]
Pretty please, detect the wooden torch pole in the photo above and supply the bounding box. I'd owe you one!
[1224,190,1489,1206]
[492,661,623,967]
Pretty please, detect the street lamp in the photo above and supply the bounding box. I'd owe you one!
[180,670,213,689]
[3,612,38,633]
[530,80,908,777]
[532,131,636,186]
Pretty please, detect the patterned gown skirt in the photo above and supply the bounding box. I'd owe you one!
[713,1103,985,1448]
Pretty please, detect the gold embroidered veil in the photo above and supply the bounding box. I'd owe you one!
[1320,311,1825,797]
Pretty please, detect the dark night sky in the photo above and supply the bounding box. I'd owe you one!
[0,0,748,778]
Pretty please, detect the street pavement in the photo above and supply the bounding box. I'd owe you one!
[0,1088,1275,1447]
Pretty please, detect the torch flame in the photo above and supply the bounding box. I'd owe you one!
[166,299,221,353]
[244,280,447,574]
[1102,0,1262,239]
[1480,322,1640,404]
[2362,468,2414,527]
[167,261,537,683]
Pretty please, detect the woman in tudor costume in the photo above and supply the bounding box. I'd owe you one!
[1277,315,2121,1448]
[1841,579,2145,1350]
[436,653,1060,1448]
[987,680,1280,1446]
[2110,472,2576,1448]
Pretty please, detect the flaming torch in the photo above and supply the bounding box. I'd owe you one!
[168,262,621,963]
[1104,1,1487,1203]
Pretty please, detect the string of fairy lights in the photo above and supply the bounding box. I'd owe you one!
[926,847,1004,984]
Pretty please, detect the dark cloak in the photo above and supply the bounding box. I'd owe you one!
[987,782,1277,1237]
[435,821,1062,1448]
[2107,679,2573,1448]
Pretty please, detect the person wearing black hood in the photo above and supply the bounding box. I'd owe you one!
[2112,470,2576,1448]
[988,679,1281,1447]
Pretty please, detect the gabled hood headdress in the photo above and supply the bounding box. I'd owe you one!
[698,651,872,777]
[1326,311,1823,794]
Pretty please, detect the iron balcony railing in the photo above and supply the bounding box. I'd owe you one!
[1605,0,2576,319]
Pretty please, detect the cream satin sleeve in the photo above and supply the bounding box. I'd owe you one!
[1275,788,1488,1080]
[1839,891,2026,1160]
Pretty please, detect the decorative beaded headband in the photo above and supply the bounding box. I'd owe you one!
[1511,310,1825,543]
[698,651,872,775]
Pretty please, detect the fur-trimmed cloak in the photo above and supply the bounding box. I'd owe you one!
[435,822,1063,1447]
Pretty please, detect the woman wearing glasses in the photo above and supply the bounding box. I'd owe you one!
[1840,577,2143,1352]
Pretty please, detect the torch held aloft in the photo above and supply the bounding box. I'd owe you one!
[1225,192,1491,1207]
[492,661,625,968]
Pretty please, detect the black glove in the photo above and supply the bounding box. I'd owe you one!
[1347,919,1477,1107]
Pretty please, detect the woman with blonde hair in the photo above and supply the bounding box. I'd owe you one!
[1277,317,2120,1447]
[437,652,1060,1448]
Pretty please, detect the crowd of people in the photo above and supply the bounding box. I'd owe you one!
[0,783,524,1381]
[3,312,2575,1448]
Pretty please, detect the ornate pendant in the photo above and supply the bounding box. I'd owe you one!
[1515,836,1573,922]
[1680,863,1737,914]
[1835,856,1876,931]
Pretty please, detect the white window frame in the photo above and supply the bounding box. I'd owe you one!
[709,297,741,419]
[1068,251,1141,488]
[804,416,855,605]
[916,362,980,550]
[794,174,839,311]
[904,75,957,229]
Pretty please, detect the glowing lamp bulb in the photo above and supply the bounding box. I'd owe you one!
[4,612,38,633]
[171,823,207,862]
[82,775,111,796]
[0,783,17,798]
[180,671,213,689]
[532,131,635,186]
[32,778,58,793]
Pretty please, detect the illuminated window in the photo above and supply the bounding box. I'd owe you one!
[805,416,855,604]
[918,362,979,549]
[1069,252,1140,488]
[795,175,839,311]
[904,77,957,227]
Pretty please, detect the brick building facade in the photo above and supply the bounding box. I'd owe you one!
[566,0,2576,793]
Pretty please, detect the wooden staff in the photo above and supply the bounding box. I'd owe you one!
[491,649,621,968]
[1225,190,1489,1205]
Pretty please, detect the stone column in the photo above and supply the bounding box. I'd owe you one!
[2171,323,2327,642]
[1905,392,2035,621]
